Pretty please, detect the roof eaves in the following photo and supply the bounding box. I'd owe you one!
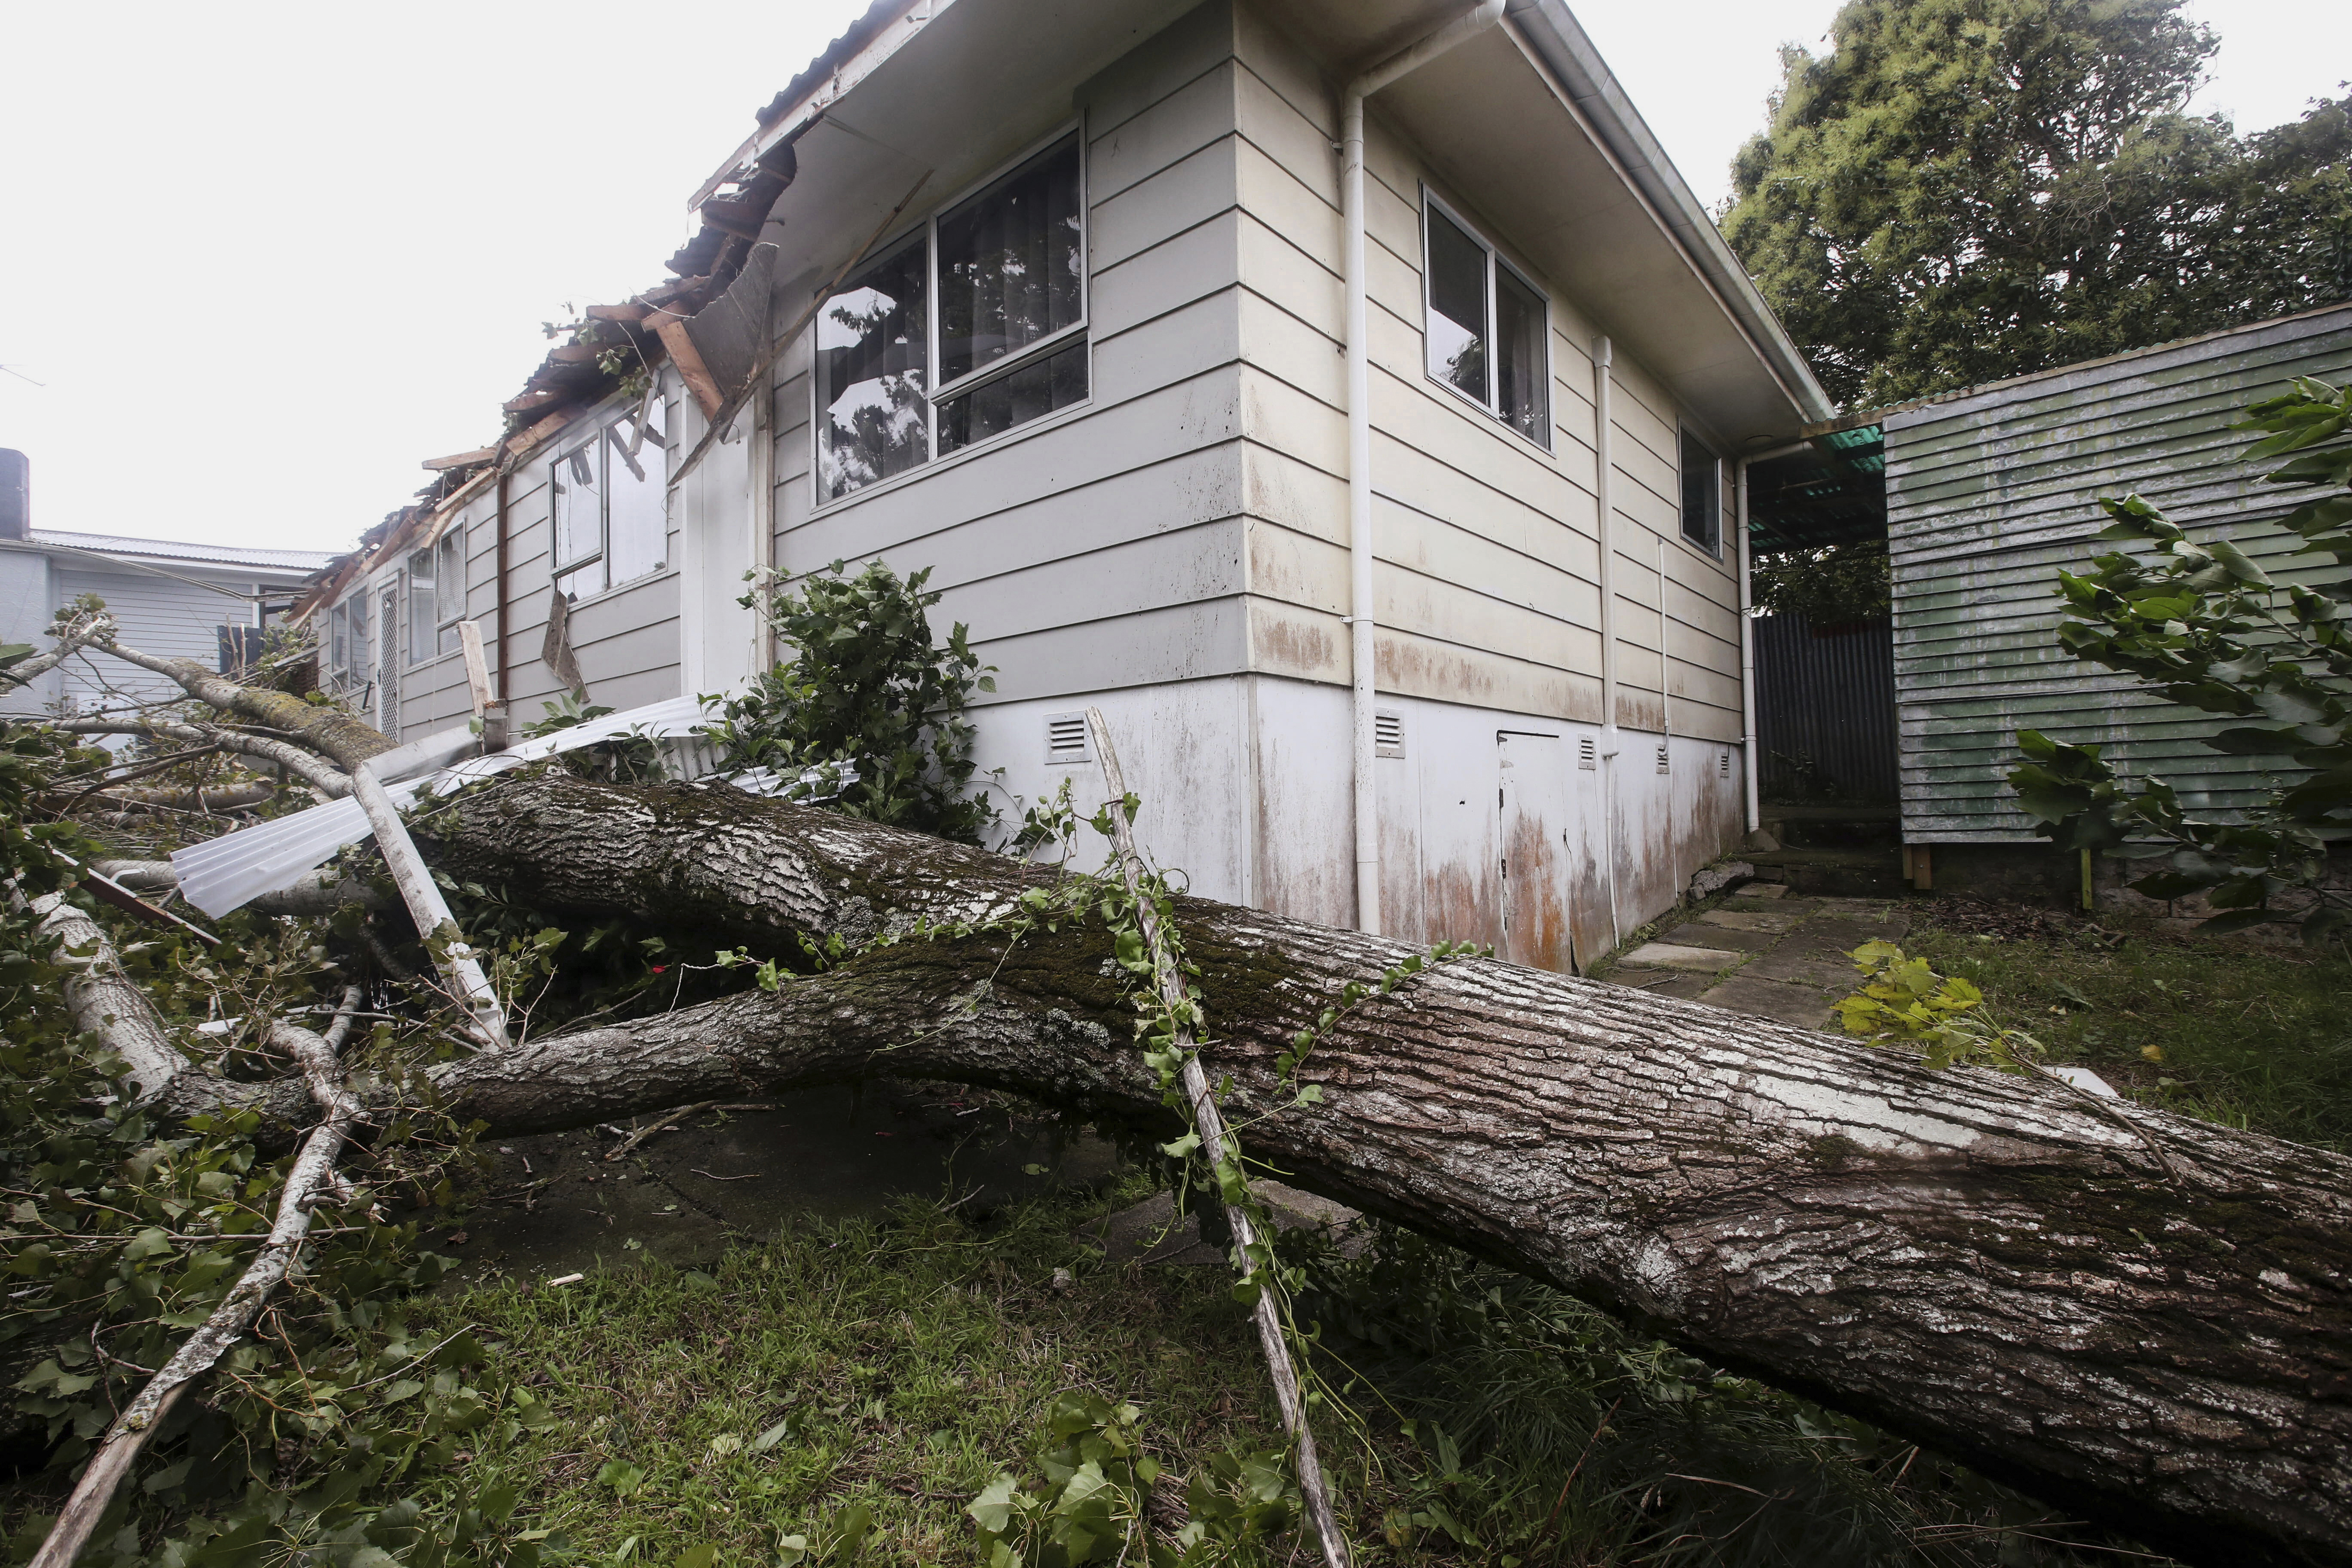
[1505,0,1834,427]
[687,0,934,211]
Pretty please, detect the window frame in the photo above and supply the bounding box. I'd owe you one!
[404,545,438,668]
[551,394,673,607]
[432,526,466,656]
[1678,426,1724,557]
[812,119,1092,513]
[1418,188,1553,452]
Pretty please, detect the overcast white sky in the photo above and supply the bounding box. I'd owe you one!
[2,1,2343,555]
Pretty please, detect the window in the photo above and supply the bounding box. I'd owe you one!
[406,529,466,664]
[406,548,436,665]
[1679,429,1721,552]
[347,591,369,680]
[818,131,1088,502]
[554,401,670,603]
[328,603,348,673]
[1422,195,1549,445]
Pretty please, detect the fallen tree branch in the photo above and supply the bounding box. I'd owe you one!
[92,640,392,775]
[27,989,366,1568]
[89,859,383,916]
[89,780,277,814]
[409,773,2352,1568]
[0,608,116,692]
[57,718,353,798]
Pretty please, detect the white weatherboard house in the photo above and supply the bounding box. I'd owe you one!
[304,0,1834,971]
[0,524,333,722]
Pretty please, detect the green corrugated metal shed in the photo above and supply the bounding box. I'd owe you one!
[1883,303,2352,843]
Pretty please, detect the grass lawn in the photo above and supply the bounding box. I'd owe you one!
[1903,899,2352,1151]
[383,1164,2153,1568]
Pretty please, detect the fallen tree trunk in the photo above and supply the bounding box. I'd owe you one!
[416,773,2352,1568]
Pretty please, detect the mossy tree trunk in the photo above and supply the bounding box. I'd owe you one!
[415,775,2352,1568]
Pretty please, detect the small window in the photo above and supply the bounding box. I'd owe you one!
[1680,429,1721,553]
[328,604,348,673]
[553,401,670,603]
[348,591,369,675]
[818,129,1089,502]
[435,527,465,656]
[1421,195,1549,446]
[405,550,433,665]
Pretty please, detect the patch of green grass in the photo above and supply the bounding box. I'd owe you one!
[399,1183,1278,1565]
[385,1176,2150,1568]
[1905,918,2352,1151]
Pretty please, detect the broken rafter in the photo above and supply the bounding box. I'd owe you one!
[421,447,499,473]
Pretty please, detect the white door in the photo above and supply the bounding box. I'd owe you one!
[675,397,765,697]
[1498,731,1574,972]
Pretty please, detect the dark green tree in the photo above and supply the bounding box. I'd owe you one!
[1723,0,2352,408]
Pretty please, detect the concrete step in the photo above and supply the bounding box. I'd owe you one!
[1747,845,1909,898]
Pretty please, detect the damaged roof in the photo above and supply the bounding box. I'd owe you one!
[293,6,869,619]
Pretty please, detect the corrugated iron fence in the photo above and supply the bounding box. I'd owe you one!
[1755,614,1898,803]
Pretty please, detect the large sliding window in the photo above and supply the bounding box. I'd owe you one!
[1421,193,1550,447]
[552,401,670,605]
[818,130,1087,502]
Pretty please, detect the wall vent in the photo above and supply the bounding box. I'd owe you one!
[1656,742,1671,775]
[1374,709,1405,758]
[1719,748,1732,778]
[1577,736,1596,770]
[1044,712,1091,766]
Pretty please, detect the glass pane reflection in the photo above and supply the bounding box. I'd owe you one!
[939,340,1087,454]
[938,135,1082,385]
[1495,264,1548,443]
[819,240,931,500]
[1425,206,1488,402]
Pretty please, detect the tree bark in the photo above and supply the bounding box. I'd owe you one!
[416,773,2352,1568]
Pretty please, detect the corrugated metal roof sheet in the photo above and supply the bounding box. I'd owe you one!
[28,530,336,573]
[1885,305,2352,843]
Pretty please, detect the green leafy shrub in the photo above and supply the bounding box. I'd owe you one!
[700,559,997,843]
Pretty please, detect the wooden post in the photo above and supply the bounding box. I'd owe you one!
[457,620,505,752]
[1086,708,1352,1568]
[349,763,509,1049]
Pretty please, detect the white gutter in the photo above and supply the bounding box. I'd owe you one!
[1733,440,1810,836]
[1592,336,1621,946]
[1342,0,1506,935]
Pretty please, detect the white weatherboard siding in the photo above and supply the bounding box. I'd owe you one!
[752,0,1751,956]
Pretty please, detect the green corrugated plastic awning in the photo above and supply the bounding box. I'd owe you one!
[1747,424,1887,554]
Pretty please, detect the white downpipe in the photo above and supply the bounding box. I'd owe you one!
[1343,0,1505,936]
[1735,458,1760,834]
[1733,441,1809,837]
[1593,336,1622,947]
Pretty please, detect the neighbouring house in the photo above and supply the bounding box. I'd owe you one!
[296,0,1841,971]
[1736,303,2352,903]
[0,463,334,722]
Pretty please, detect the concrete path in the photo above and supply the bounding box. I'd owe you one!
[1604,883,1911,1030]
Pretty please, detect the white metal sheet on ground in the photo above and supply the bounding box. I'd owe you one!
[172,697,709,918]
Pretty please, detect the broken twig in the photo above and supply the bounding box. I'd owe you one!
[1086,707,1351,1568]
